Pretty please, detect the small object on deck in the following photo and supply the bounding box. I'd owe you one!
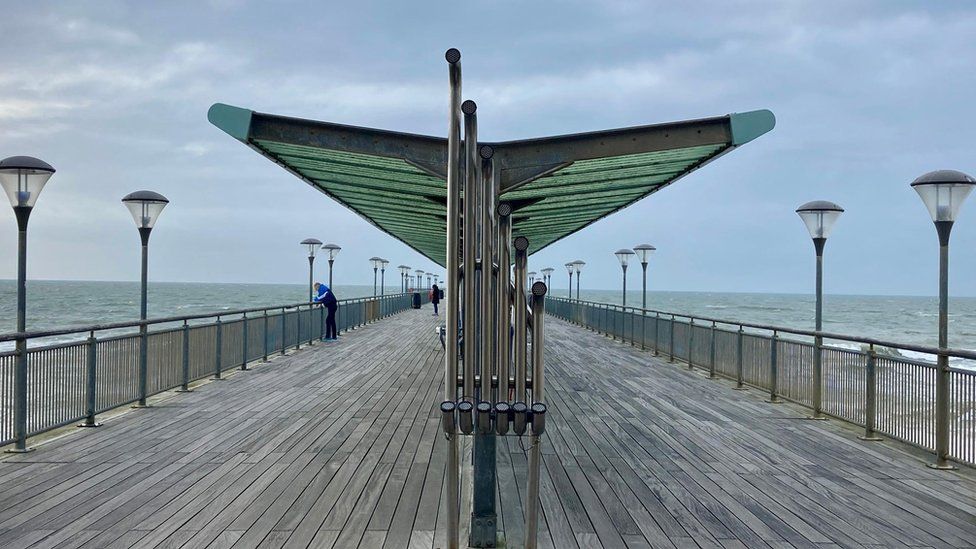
[412,292,421,309]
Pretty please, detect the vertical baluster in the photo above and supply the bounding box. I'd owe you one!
[262,310,269,362]
[280,308,287,356]
[858,345,883,440]
[79,331,100,428]
[214,316,223,380]
[178,321,191,391]
[767,331,780,403]
[654,312,660,356]
[241,313,249,370]
[669,314,675,363]
[709,321,716,379]
[687,318,695,370]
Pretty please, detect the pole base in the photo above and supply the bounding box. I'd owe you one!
[858,435,883,441]
[4,446,33,454]
[78,421,102,428]
[174,388,193,393]
[131,403,151,409]
[926,461,958,471]
[764,398,781,404]
[804,415,829,421]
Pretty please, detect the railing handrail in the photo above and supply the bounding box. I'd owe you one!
[548,296,976,362]
[0,293,411,343]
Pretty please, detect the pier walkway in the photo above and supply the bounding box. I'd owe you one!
[1,308,975,548]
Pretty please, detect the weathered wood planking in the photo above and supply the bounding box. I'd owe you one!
[0,309,974,548]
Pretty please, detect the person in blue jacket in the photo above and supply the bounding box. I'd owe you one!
[313,282,339,340]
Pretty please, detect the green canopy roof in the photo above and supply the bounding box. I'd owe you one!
[209,103,774,265]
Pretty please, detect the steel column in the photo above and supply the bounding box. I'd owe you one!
[859,344,883,441]
[734,325,746,390]
[514,237,529,403]
[179,321,192,391]
[10,208,31,452]
[497,205,512,403]
[214,316,223,379]
[767,330,780,403]
[462,99,480,403]
[135,227,151,408]
[79,332,100,428]
[931,221,955,469]
[242,313,250,369]
[811,238,826,419]
[525,283,547,549]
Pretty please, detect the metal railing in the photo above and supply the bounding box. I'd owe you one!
[0,292,425,448]
[546,297,976,468]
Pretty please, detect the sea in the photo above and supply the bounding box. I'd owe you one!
[1,280,975,369]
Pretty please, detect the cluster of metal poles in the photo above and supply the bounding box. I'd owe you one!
[439,48,548,549]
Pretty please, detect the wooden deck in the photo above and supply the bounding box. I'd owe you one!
[1,307,975,548]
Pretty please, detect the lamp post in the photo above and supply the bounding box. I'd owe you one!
[300,238,322,301]
[564,262,574,298]
[369,257,383,296]
[398,265,410,292]
[416,269,425,291]
[380,259,389,296]
[632,244,656,309]
[1,156,55,452]
[614,249,635,307]
[572,260,585,300]
[528,271,537,284]
[795,201,844,420]
[541,267,554,288]
[121,190,169,409]
[321,243,340,288]
[911,170,975,470]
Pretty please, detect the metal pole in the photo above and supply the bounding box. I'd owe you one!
[281,307,287,356]
[481,150,496,404]
[575,271,581,300]
[444,47,462,549]
[262,310,269,362]
[462,99,480,403]
[328,258,334,288]
[687,317,694,370]
[767,330,780,403]
[10,207,31,451]
[641,261,648,310]
[242,313,250,369]
[709,321,716,379]
[136,227,151,408]
[525,283,547,549]
[735,325,746,390]
[498,204,512,403]
[308,256,314,302]
[514,237,529,403]
[373,267,377,296]
[859,344,883,441]
[654,312,660,355]
[811,238,826,419]
[381,268,385,296]
[179,320,191,390]
[669,314,675,362]
[568,272,572,299]
[931,221,955,469]
[621,264,627,307]
[214,316,223,379]
[79,331,100,428]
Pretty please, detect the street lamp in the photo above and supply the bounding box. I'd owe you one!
[121,190,169,409]
[369,257,383,296]
[426,272,432,289]
[572,260,585,300]
[614,249,635,306]
[380,259,389,296]
[1,156,55,452]
[415,269,424,291]
[632,244,656,309]
[321,243,340,288]
[300,238,322,301]
[911,169,976,470]
[796,200,844,420]
[541,267,554,288]
[528,271,537,284]
[398,265,410,292]
[564,262,574,298]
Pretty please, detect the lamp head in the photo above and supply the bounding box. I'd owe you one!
[796,200,844,239]
[614,248,635,267]
[301,238,323,258]
[632,243,656,264]
[0,156,55,209]
[321,243,341,260]
[911,170,976,223]
[121,190,169,229]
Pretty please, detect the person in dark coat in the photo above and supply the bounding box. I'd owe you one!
[429,283,440,316]
[313,282,339,339]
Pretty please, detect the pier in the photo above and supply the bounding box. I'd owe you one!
[2,306,974,548]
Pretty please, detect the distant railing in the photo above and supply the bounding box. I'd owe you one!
[0,292,427,448]
[546,297,976,468]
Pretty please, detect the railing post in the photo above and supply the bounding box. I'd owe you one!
[708,321,716,379]
[640,309,646,350]
[766,330,780,403]
[178,321,191,391]
[214,316,223,380]
[687,317,695,370]
[859,344,883,441]
[262,310,269,362]
[281,307,287,356]
[669,314,675,362]
[654,312,660,356]
[630,307,636,346]
[320,303,326,341]
[241,313,249,370]
[79,331,100,428]
[296,306,302,350]
[811,332,825,420]
[308,305,314,345]
[735,325,746,390]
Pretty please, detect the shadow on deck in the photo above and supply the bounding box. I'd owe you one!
[0,307,974,549]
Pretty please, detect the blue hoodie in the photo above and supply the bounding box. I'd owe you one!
[314,284,337,307]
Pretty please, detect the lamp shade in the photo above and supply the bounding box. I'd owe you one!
[301,238,322,257]
[321,243,341,260]
[632,243,656,263]
[398,264,410,274]
[0,156,55,209]
[121,190,169,229]
[572,259,585,273]
[541,267,554,276]
[796,200,844,239]
[369,256,384,269]
[564,262,574,274]
[614,248,635,267]
[911,170,976,223]
[380,259,390,269]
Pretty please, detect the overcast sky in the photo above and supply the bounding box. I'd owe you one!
[1,1,974,296]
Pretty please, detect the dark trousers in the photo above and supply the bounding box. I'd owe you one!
[433,301,439,314]
[326,305,337,339]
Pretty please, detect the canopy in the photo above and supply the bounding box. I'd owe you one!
[209,103,774,265]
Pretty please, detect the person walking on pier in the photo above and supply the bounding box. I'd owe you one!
[313,282,339,339]
[430,283,440,316]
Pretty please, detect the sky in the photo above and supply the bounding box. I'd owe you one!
[0,1,974,296]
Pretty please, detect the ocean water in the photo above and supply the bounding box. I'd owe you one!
[2,280,975,368]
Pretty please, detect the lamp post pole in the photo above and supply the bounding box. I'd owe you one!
[321,243,340,288]
[121,191,169,408]
[615,249,634,307]
[633,244,655,310]
[572,260,585,300]
[301,239,322,301]
[380,259,389,296]
[565,263,574,299]
[911,170,975,470]
[1,156,55,453]
[796,201,844,421]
